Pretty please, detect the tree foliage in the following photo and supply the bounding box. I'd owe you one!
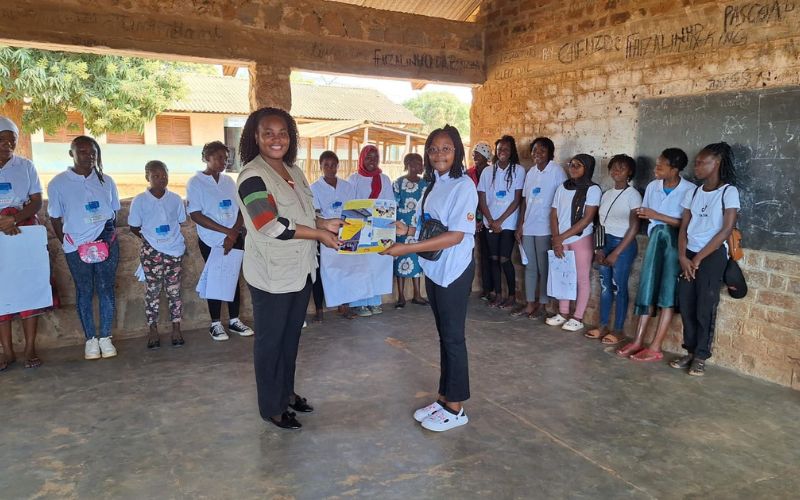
[402,91,470,137]
[0,47,189,135]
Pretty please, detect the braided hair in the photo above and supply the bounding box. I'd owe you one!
[491,135,520,190]
[700,142,737,185]
[70,135,105,184]
[239,107,298,166]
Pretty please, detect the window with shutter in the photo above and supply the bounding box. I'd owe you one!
[44,111,85,143]
[107,130,145,144]
[156,116,192,145]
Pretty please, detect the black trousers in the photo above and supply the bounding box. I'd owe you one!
[250,278,312,418]
[198,235,243,322]
[678,246,727,360]
[425,261,474,403]
[477,229,492,293]
[486,229,516,296]
[312,244,324,310]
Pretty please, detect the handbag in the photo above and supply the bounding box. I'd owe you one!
[416,184,447,261]
[77,219,117,264]
[594,186,628,250]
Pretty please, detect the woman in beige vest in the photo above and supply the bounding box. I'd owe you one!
[236,107,341,430]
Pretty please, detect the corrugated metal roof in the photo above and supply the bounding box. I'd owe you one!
[324,0,481,21]
[168,74,424,125]
[297,119,428,140]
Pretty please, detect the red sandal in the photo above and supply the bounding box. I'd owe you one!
[630,348,664,362]
[615,342,642,358]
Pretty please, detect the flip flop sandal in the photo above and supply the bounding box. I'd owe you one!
[24,357,42,369]
[601,333,622,345]
[630,348,664,362]
[584,328,603,339]
[615,342,642,358]
[0,359,14,372]
[510,308,531,317]
[498,298,516,309]
[411,298,429,306]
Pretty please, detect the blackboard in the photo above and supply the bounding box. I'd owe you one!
[636,87,800,255]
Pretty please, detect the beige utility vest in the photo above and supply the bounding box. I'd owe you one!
[236,155,317,294]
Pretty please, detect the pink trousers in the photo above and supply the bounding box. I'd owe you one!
[559,234,594,320]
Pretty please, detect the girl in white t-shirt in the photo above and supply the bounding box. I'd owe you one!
[129,161,187,349]
[477,135,525,309]
[585,155,642,344]
[672,143,740,377]
[186,141,253,341]
[545,154,601,332]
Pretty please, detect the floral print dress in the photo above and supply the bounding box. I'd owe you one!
[393,175,428,278]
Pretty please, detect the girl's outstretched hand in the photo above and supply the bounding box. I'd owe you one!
[318,229,341,250]
[380,241,408,257]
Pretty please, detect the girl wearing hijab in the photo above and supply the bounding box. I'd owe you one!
[545,154,601,332]
[348,145,393,316]
[0,117,47,370]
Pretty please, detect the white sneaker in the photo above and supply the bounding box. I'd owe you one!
[98,337,117,358]
[421,408,469,432]
[228,319,254,337]
[561,318,585,332]
[85,338,101,360]
[413,401,443,422]
[545,313,568,326]
[209,323,229,341]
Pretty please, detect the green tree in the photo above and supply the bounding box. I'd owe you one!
[0,47,188,158]
[402,91,470,137]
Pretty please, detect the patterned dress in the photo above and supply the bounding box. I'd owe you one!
[392,175,428,278]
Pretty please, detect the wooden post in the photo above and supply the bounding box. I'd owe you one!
[306,137,313,178]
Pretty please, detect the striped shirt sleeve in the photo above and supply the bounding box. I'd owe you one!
[238,177,295,240]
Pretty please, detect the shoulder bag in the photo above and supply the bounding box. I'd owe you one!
[594,186,628,250]
[415,183,448,261]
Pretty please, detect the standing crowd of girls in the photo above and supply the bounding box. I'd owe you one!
[1,108,740,430]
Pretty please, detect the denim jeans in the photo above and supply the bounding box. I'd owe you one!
[598,234,637,331]
[64,238,120,340]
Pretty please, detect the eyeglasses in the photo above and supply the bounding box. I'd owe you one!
[427,146,454,155]
[568,161,584,169]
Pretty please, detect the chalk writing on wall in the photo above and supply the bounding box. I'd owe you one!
[373,49,481,73]
[723,1,796,32]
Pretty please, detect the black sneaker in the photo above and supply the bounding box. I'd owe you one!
[289,395,314,413]
[688,359,706,377]
[209,323,229,341]
[228,319,254,337]
[669,354,693,369]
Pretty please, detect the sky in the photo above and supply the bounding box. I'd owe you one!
[294,71,474,105]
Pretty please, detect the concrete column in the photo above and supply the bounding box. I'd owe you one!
[248,62,292,111]
[404,134,411,157]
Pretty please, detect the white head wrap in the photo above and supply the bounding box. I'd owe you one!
[0,116,20,137]
[473,141,491,160]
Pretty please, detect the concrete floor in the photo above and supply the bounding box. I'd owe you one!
[1,298,798,499]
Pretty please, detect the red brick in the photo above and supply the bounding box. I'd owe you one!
[763,257,800,277]
[768,274,788,290]
[756,291,798,310]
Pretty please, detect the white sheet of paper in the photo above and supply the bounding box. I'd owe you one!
[196,247,244,302]
[320,246,392,307]
[546,250,577,300]
[0,226,53,315]
[518,243,528,266]
[134,263,146,282]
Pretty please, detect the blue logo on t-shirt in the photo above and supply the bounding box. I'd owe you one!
[332,201,343,209]
[155,224,170,235]
[85,200,100,212]
[0,182,11,193]
[531,187,541,196]
[496,190,507,199]
[219,199,232,208]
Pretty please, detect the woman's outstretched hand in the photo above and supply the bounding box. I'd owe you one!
[318,229,341,250]
[380,241,408,257]
[318,217,344,234]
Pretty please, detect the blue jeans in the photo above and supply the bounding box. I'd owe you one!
[64,239,120,340]
[598,235,637,331]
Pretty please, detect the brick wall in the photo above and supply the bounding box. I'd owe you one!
[474,0,800,389]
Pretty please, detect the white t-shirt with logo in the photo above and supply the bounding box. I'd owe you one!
[551,184,602,244]
[186,171,239,247]
[598,186,643,238]
[128,189,187,257]
[521,161,567,236]
[47,169,120,253]
[0,156,42,210]
[417,171,478,287]
[682,184,740,253]
[477,163,525,231]
[310,177,355,219]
